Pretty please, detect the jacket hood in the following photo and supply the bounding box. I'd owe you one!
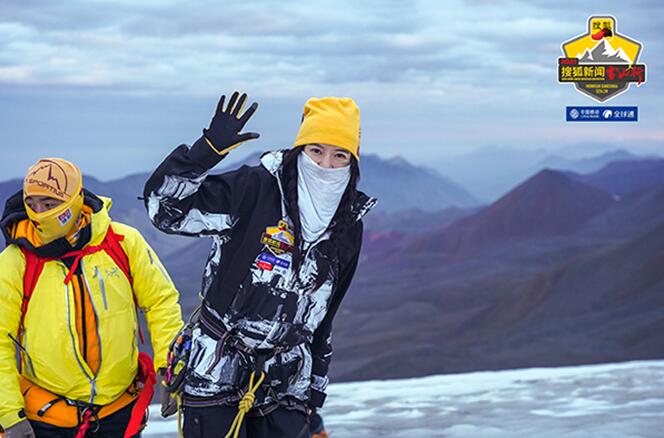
[260,149,378,222]
[1,189,113,258]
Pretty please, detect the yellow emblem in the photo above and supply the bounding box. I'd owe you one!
[558,16,646,102]
[260,220,295,255]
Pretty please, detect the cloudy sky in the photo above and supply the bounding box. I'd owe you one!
[1,0,662,179]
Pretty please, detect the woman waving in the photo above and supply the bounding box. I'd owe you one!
[144,92,375,438]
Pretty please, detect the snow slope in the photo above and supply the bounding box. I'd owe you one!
[144,360,664,437]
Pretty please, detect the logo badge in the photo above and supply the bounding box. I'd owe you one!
[260,220,295,255]
[558,16,646,102]
[57,208,73,226]
[26,160,71,199]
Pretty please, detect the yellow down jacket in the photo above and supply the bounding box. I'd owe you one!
[0,193,183,429]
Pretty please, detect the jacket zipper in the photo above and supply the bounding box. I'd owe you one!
[61,264,95,392]
[94,266,109,310]
[80,260,103,404]
[292,232,330,287]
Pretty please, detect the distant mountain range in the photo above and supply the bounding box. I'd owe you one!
[359,154,479,211]
[330,158,664,381]
[437,147,659,202]
[403,168,618,261]
[573,159,664,196]
[537,149,639,175]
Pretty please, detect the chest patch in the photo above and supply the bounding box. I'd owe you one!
[260,220,295,255]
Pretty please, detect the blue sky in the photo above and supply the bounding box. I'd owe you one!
[0,0,662,180]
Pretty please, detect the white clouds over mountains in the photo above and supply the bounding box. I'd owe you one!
[0,0,611,97]
[0,0,662,179]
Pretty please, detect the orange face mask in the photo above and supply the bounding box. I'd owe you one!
[23,158,84,245]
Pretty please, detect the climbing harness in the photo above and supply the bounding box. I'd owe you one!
[198,306,291,438]
[14,226,155,437]
[17,351,154,437]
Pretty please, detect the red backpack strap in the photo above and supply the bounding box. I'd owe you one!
[18,247,47,373]
[102,225,145,344]
[102,225,133,285]
[20,248,46,334]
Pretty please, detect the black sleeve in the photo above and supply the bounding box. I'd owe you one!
[143,136,251,237]
[309,221,363,408]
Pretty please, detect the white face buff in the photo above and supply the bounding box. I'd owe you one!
[297,151,351,242]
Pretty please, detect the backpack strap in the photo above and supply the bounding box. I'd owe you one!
[18,247,46,373]
[102,226,133,286]
[20,248,45,330]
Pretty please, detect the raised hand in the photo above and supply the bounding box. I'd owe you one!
[203,91,260,155]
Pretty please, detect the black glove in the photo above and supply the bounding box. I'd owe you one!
[160,389,178,418]
[4,420,36,438]
[203,91,260,155]
[158,369,179,418]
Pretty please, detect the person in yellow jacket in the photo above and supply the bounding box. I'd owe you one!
[0,158,183,437]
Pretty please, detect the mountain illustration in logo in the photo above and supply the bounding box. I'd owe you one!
[578,39,632,64]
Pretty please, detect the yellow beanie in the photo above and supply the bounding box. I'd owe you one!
[24,158,82,202]
[293,97,361,161]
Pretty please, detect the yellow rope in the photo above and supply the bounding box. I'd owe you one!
[224,371,266,438]
[176,394,183,438]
